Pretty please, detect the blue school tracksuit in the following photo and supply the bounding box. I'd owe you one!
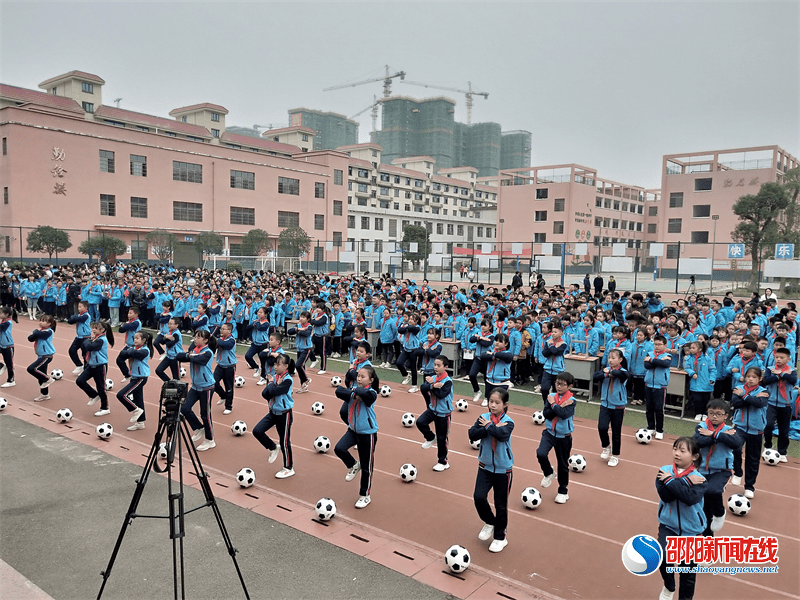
[593,366,629,457]
[626,339,653,378]
[726,354,763,386]
[116,345,150,422]
[538,390,576,495]
[482,349,512,390]
[684,352,716,416]
[213,334,238,411]
[27,327,55,393]
[0,318,14,384]
[253,372,295,470]
[694,419,742,533]
[418,372,454,466]
[602,338,630,368]
[334,385,379,497]
[179,343,216,441]
[762,366,798,456]
[731,383,769,492]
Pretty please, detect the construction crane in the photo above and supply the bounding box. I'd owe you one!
[400,80,488,124]
[324,65,406,98]
[350,96,380,135]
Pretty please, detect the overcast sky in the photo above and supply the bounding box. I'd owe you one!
[2,1,797,188]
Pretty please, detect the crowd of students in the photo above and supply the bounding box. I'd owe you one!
[1,262,797,598]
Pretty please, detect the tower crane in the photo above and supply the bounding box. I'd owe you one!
[324,65,406,98]
[400,80,488,124]
[350,96,380,135]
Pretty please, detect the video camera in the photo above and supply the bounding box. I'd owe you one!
[159,379,189,424]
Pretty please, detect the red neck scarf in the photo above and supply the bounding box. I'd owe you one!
[672,462,696,479]
[743,383,758,395]
[489,412,504,451]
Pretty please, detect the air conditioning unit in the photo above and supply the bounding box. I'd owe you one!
[370,201,377,207]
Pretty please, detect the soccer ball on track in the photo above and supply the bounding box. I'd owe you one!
[96,423,113,439]
[330,376,342,387]
[635,428,653,444]
[51,369,63,380]
[180,367,186,378]
[313,436,331,453]
[469,438,481,450]
[158,443,169,460]
[231,420,247,436]
[444,544,471,573]
[0,398,7,410]
[762,448,781,465]
[105,379,114,391]
[315,498,337,521]
[234,376,246,388]
[455,398,469,412]
[727,494,751,516]
[311,401,325,415]
[380,384,392,397]
[532,411,545,425]
[56,408,73,423]
[237,467,256,488]
[568,454,586,472]
[521,487,542,509]
[401,412,416,427]
[399,463,417,482]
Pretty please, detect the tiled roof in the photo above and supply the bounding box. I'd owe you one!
[378,163,426,177]
[169,102,228,115]
[38,70,106,87]
[94,105,211,136]
[0,83,84,114]
[349,158,375,169]
[438,166,478,173]
[262,125,315,136]
[391,156,435,164]
[337,142,383,151]
[220,132,298,154]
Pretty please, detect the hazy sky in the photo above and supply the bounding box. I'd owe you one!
[2,1,797,188]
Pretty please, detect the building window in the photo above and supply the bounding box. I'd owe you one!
[436,223,443,235]
[667,218,682,233]
[100,150,115,173]
[314,214,324,230]
[211,113,220,122]
[347,215,355,228]
[361,217,369,230]
[130,240,147,261]
[357,169,369,178]
[315,182,325,198]
[334,169,343,185]
[130,197,148,219]
[380,200,390,209]
[130,154,147,177]
[389,219,397,237]
[553,221,564,234]
[81,82,94,94]
[534,211,547,221]
[595,197,602,207]
[173,161,202,183]
[277,211,300,228]
[457,225,464,236]
[278,176,300,195]
[174,201,203,222]
[694,178,713,192]
[100,194,116,217]
[612,220,620,229]
[82,102,94,113]
[230,170,255,190]
[373,240,383,253]
[211,129,220,138]
[613,201,621,210]
[604,199,611,209]
[669,192,683,208]
[447,224,454,235]
[230,206,255,226]
[358,198,368,206]
[666,244,680,259]
[333,231,342,247]
[693,204,711,218]
[649,206,658,216]
[3,187,7,204]
[691,231,709,244]
[554,198,565,211]
[375,218,384,231]
[477,226,484,237]
[333,200,342,216]
[533,233,546,243]
[536,188,548,199]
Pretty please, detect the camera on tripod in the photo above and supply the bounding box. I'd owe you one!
[159,380,188,422]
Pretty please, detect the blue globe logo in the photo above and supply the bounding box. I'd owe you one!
[621,534,663,576]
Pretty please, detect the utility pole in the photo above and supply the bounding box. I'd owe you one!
[711,215,719,295]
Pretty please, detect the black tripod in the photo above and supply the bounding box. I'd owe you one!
[97,381,249,599]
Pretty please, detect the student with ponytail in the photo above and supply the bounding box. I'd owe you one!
[0,305,19,388]
[115,331,153,430]
[178,330,218,451]
[77,321,114,415]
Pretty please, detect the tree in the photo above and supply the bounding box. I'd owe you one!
[401,224,430,270]
[731,182,790,291]
[240,228,272,256]
[194,231,224,267]
[78,234,127,263]
[145,229,177,263]
[277,227,311,257]
[26,226,72,262]
[778,168,800,293]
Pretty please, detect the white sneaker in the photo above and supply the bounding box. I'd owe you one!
[694,414,703,421]
[257,378,267,386]
[541,474,555,488]
[421,439,435,450]
[608,456,619,467]
[473,391,482,403]
[0,381,15,388]
[33,394,51,402]
[275,468,295,479]
[659,586,675,600]
[94,409,110,417]
[127,422,145,431]
[310,360,319,370]
[253,368,261,378]
[345,461,361,482]
[489,538,508,553]
[302,379,311,392]
[355,495,371,509]
[120,377,130,384]
[129,407,144,423]
[600,446,612,460]
[478,524,495,541]
[331,353,341,358]
[533,385,541,394]
[407,386,419,394]
[402,375,411,385]
[317,370,327,375]
[743,489,754,499]
[72,366,84,375]
[730,475,742,486]
[223,409,232,415]
[481,398,488,407]
[710,514,725,532]
[87,395,99,406]
[268,448,280,463]
[40,377,55,389]
[217,398,225,405]
[554,493,569,504]
[778,454,787,463]
[191,429,205,442]
[655,432,664,440]
[432,462,450,472]
[196,439,216,452]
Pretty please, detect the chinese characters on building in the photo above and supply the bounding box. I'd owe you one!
[51,147,67,195]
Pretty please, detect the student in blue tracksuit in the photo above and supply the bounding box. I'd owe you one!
[213,322,238,415]
[762,347,797,462]
[683,340,716,421]
[67,301,92,374]
[655,437,707,600]
[152,301,173,359]
[0,306,18,388]
[593,348,629,466]
[418,328,443,402]
[156,318,183,382]
[481,333,513,407]
[417,356,453,471]
[469,387,514,554]
[115,331,153,430]
[468,319,495,403]
[644,335,672,439]
[253,353,296,479]
[206,294,222,338]
[537,371,576,504]
[693,399,742,536]
[77,321,115,413]
[87,277,103,322]
[626,328,653,406]
[107,282,124,327]
[334,365,380,509]
[245,307,271,376]
[396,313,422,392]
[27,314,57,401]
[116,307,142,382]
[541,323,568,405]
[178,330,218,452]
[192,303,210,333]
[287,312,313,391]
[21,274,41,320]
[726,340,763,386]
[376,307,396,367]
[310,301,330,374]
[730,367,769,498]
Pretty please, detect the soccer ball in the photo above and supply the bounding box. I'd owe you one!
[311,401,325,415]
[728,494,751,516]
[96,423,113,439]
[105,379,114,390]
[762,448,781,465]
[380,384,392,397]
[231,420,247,436]
[455,398,469,412]
[568,454,586,473]
[399,463,417,482]
[314,436,331,453]
[315,497,337,521]
[234,376,246,388]
[521,487,542,509]
[532,411,545,425]
[56,408,73,423]
[401,412,416,427]
[330,376,342,387]
[158,443,169,460]
[236,467,256,488]
[180,367,187,378]
[469,438,481,450]
[444,544,471,573]
[51,369,63,380]
[636,428,653,444]
[0,397,6,410]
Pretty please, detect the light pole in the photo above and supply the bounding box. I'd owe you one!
[499,218,505,285]
[711,215,719,294]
